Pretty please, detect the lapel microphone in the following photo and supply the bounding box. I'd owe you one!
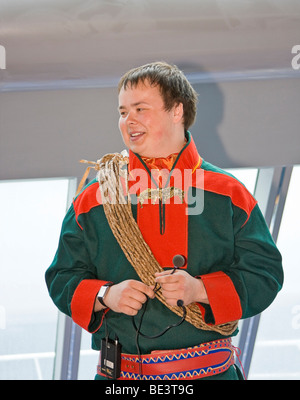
[172,254,186,269]
[172,255,186,307]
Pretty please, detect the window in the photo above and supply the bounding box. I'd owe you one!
[0,178,73,379]
[77,329,99,380]
[249,166,300,379]
[224,168,258,195]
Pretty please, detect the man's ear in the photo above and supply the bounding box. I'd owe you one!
[173,102,184,124]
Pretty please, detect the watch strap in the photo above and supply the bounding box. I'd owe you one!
[98,282,114,307]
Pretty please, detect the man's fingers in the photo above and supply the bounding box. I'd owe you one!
[104,279,155,315]
[130,279,155,299]
[154,270,178,284]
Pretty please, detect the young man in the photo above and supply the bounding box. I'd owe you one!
[45,62,283,380]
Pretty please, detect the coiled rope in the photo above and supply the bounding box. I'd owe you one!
[80,153,238,335]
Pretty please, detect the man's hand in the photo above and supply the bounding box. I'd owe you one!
[94,280,155,315]
[154,269,209,307]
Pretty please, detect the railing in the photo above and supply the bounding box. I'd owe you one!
[248,339,300,380]
[1,341,300,380]
[0,349,96,380]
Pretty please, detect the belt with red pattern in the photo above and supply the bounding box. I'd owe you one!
[97,338,235,380]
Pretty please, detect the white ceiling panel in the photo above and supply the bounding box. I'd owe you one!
[1,0,300,90]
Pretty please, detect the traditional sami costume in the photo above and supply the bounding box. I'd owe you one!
[45,132,283,380]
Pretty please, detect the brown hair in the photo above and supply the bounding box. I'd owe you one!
[118,61,198,130]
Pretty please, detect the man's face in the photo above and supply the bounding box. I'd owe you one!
[118,81,184,158]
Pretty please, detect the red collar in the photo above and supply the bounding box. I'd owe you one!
[128,132,202,175]
[141,153,178,171]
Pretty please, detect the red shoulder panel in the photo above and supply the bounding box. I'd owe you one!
[73,181,101,229]
[193,169,257,225]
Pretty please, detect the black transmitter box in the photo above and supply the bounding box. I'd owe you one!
[100,338,121,379]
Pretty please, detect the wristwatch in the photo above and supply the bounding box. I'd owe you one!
[97,282,114,308]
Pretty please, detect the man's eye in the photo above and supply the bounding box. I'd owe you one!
[120,111,127,117]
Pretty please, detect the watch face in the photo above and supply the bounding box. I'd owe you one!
[98,286,107,298]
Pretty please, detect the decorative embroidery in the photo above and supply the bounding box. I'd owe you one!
[138,187,185,207]
[120,339,234,380]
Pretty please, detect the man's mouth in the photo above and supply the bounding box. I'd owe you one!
[129,132,145,140]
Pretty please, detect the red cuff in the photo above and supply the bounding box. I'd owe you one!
[71,279,109,332]
[198,272,242,324]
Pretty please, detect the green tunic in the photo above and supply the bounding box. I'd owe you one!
[45,132,283,380]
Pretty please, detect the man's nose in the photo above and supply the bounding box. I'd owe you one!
[125,110,137,125]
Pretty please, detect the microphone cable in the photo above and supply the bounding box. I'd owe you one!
[131,255,187,377]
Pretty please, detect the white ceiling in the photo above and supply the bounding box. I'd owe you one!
[1,0,300,90]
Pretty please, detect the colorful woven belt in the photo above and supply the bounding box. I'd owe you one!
[97,338,235,380]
